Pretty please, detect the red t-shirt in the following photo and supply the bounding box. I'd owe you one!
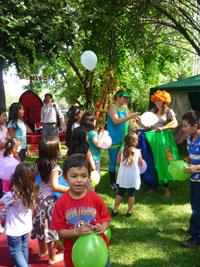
[51,190,110,267]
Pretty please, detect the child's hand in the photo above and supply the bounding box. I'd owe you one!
[186,165,200,174]
[92,223,106,234]
[76,222,93,236]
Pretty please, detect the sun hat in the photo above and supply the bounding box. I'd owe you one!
[115,90,130,98]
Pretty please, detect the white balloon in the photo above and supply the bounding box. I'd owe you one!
[80,50,97,71]
[140,112,159,127]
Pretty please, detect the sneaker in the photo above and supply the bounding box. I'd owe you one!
[110,183,118,191]
[126,212,133,217]
[111,210,118,217]
[181,237,200,248]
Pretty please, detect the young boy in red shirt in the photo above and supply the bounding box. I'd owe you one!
[51,153,110,267]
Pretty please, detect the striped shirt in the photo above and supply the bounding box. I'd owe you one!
[187,135,200,182]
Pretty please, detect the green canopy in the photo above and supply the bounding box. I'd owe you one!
[149,75,200,112]
[150,75,200,93]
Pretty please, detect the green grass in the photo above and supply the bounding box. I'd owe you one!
[27,147,199,267]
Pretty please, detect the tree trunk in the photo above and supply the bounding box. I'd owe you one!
[0,58,6,110]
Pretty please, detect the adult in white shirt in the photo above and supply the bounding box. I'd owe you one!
[41,93,64,139]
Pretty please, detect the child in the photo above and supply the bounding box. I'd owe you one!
[7,103,28,161]
[67,127,96,171]
[181,110,200,248]
[31,136,68,264]
[65,105,85,147]
[112,132,144,217]
[0,138,20,233]
[80,112,102,173]
[0,108,8,157]
[51,154,111,267]
[0,163,38,267]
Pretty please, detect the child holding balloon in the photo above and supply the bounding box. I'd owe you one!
[112,132,144,217]
[51,154,111,267]
[181,110,200,248]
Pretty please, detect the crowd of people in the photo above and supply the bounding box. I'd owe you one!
[0,89,200,267]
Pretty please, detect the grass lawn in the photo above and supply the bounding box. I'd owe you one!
[28,146,199,267]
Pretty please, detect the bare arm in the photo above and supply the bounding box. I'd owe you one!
[57,223,93,240]
[117,149,122,163]
[109,104,138,125]
[50,170,69,193]
[138,151,144,166]
[87,149,96,170]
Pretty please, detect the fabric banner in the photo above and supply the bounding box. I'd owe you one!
[120,121,131,148]
[145,129,180,185]
[135,129,158,188]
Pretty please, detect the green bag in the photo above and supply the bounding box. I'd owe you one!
[145,129,180,185]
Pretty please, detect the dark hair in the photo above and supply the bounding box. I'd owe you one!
[10,163,38,208]
[8,103,24,127]
[66,105,84,147]
[182,110,200,128]
[37,136,60,183]
[45,93,53,99]
[0,108,6,116]
[63,154,91,178]
[4,138,18,157]
[67,127,89,156]
[80,112,95,131]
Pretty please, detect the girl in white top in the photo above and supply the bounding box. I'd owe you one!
[0,109,8,157]
[112,132,144,217]
[0,163,38,267]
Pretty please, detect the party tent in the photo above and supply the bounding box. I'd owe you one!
[149,74,200,122]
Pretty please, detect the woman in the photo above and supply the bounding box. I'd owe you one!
[107,89,138,190]
[145,90,179,197]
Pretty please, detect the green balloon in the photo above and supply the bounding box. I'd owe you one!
[104,228,112,241]
[72,233,108,267]
[168,160,190,181]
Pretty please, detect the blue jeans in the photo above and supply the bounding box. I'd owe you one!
[7,233,29,267]
[190,181,200,243]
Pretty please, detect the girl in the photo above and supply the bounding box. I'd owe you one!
[0,163,38,267]
[0,108,8,157]
[181,110,200,248]
[112,132,144,217]
[65,105,85,147]
[67,127,96,171]
[0,138,20,233]
[80,112,102,173]
[7,103,28,162]
[31,136,67,264]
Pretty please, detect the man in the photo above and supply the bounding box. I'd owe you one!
[41,93,64,139]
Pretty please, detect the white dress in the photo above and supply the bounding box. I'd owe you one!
[116,148,141,190]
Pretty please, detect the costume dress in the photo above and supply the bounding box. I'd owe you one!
[145,109,179,185]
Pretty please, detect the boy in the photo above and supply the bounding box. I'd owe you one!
[51,154,110,267]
